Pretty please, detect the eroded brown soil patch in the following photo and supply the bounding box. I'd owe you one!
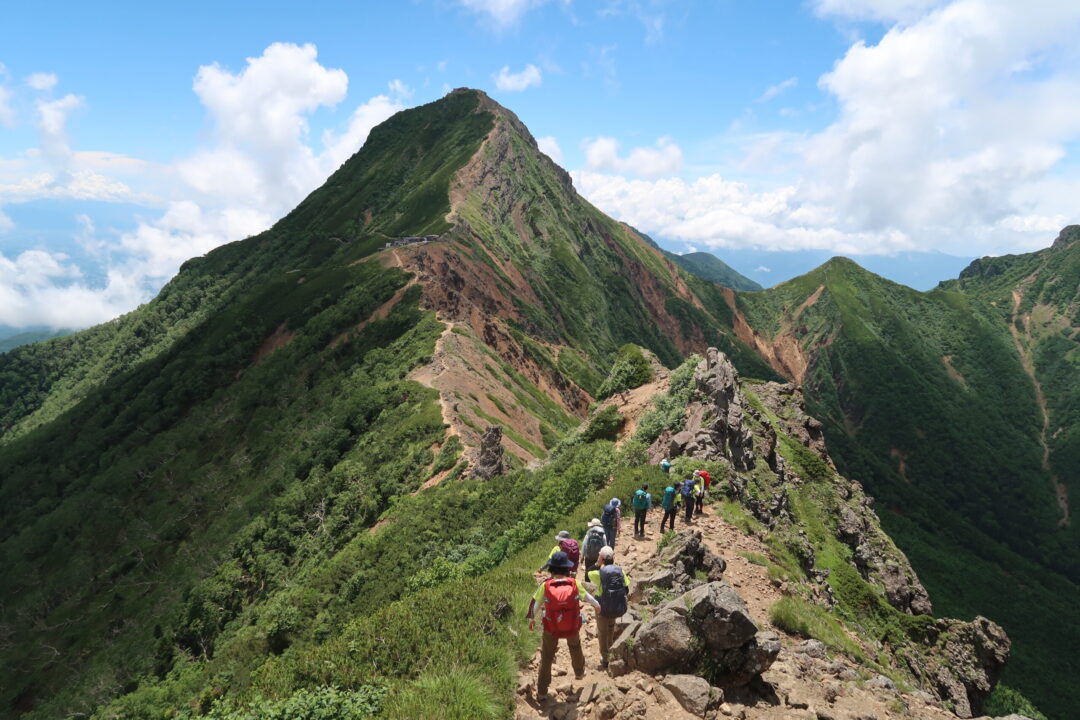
[250,322,295,366]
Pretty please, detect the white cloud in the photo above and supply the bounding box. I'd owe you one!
[26,72,58,91]
[0,42,408,329]
[0,207,13,233]
[537,136,563,164]
[755,266,771,272]
[388,79,414,99]
[0,85,15,127]
[493,64,542,92]
[321,93,405,170]
[577,0,1080,258]
[457,0,548,28]
[572,170,914,255]
[582,136,683,179]
[813,0,948,23]
[36,93,83,165]
[758,77,798,102]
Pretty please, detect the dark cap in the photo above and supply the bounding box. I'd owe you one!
[547,551,574,570]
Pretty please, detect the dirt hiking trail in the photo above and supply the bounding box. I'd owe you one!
[514,506,960,720]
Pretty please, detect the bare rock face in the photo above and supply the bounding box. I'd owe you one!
[611,581,778,686]
[753,381,830,461]
[649,347,756,470]
[835,483,933,616]
[469,425,505,480]
[630,529,726,601]
[915,616,1010,718]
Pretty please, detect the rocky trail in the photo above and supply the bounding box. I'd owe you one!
[514,508,966,720]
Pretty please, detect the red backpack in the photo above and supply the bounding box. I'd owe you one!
[558,539,580,570]
[542,577,582,638]
[699,470,712,489]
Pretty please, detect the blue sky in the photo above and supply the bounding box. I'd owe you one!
[2,0,1080,328]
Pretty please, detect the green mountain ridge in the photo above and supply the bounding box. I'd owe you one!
[0,89,1072,719]
[726,242,1080,716]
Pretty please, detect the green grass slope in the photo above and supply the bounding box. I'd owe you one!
[731,253,1079,717]
[669,251,762,291]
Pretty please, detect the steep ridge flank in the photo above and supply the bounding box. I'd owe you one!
[518,349,1014,720]
[728,249,1080,716]
[389,89,779,465]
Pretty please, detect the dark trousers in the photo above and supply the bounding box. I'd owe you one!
[603,524,617,550]
[633,509,648,535]
[660,507,677,531]
[695,492,705,514]
[537,630,585,696]
[684,500,694,523]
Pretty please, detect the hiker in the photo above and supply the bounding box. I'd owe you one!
[601,498,621,549]
[541,530,580,574]
[659,481,678,531]
[631,483,652,536]
[526,551,600,701]
[586,546,630,669]
[681,476,696,524]
[582,518,608,573]
[660,457,672,474]
[693,470,708,514]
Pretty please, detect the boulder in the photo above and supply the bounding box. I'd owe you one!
[469,425,505,480]
[619,608,698,674]
[671,581,757,651]
[708,631,782,686]
[661,674,714,716]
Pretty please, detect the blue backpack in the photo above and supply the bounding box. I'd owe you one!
[680,481,694,500]
[662,486,676,509]
[598,565,629,618]
[632,489,650,511]
[601,502,618,527]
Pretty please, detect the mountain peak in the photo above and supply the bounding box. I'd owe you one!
[1051,224,1080,250]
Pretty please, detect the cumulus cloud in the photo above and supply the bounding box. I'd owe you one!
[573,170,913,254]
[577,0,1080,258]
[26,72,58,91]
[493,64,542,91]
[582,136,683,179]
[812,0,948,23]
[537,136,563,164]
[0,43,408,329]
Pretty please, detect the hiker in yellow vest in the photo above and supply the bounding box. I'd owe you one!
[525,551,600,701]
[586,546,631,669]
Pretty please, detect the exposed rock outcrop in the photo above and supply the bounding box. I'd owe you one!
[469,425,505,479]
[914,616,1011,718]
[650,347,756,470]
[611,579,779,687]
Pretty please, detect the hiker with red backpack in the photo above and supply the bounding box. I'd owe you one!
[526,551,600,701]
[542,531,580,574]
[694,469,712,514]
[586,546,630,669]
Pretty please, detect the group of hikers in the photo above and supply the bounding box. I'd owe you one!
[525,461,714,702]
